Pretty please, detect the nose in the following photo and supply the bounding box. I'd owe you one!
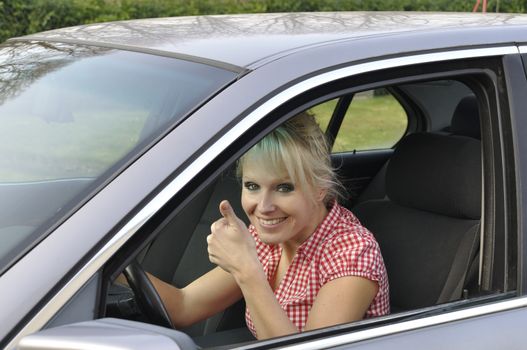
[257,191,276,213]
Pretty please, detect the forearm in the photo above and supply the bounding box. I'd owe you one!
[148,267,242,328]
[147,273,190,327]
[115,272,192,327]
[235,267,298,339]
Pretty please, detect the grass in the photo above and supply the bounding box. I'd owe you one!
[309,93,408,152]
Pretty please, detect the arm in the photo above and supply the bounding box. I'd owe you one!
[148,266,242,328]
[235,265,298,339]
[235,270,377,338]
[304,276,378,331]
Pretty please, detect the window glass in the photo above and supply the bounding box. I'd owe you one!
[333,89,407,152]
[0,41,236,273]
[311,90,408,153]
[307,98,337,132]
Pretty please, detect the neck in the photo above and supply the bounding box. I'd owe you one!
[280,202,329,257]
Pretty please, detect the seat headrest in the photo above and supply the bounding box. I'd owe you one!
[386,133,481,219]
[450,96,480,139]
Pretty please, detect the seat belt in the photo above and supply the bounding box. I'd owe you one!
[437,223,480,304]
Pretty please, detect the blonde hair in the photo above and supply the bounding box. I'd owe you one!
[238,112,342,206]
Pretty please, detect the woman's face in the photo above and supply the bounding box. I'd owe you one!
[241,159,327,248]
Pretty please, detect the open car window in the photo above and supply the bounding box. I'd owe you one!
[95,68,515,349]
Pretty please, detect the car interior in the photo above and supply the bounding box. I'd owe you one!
[102,77,506,348]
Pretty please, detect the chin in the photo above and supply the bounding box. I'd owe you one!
[257,231,283,245]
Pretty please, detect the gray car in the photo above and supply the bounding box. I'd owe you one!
[1,11,527,349]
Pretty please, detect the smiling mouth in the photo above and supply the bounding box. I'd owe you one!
[258,217,287,226]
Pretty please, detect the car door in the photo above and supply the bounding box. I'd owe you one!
[99,47,524,348]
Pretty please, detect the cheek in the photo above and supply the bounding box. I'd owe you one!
[241,192,254,216]
[286,197,315,220]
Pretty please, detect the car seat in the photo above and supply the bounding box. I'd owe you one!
[353,132,481,311]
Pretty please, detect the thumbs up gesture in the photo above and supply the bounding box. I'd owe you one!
[207,200,258,277]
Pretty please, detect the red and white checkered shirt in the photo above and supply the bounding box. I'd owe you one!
[245,202,390,338]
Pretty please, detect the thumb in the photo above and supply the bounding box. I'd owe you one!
[219,200,239,224]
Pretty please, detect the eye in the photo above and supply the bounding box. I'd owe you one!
[244,182,259,191]
[277,183,294,193]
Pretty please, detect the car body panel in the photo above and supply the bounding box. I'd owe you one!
[506,49,527,293]
[334,304,527,350]
[2,11,527,350]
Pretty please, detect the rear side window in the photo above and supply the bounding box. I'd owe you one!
[310,88,408,152]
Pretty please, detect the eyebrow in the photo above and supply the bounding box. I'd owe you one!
[242,177,293,184]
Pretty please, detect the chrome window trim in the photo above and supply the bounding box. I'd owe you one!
[517,45,527,54]
[8,45,519,349]
[272,296,527,350]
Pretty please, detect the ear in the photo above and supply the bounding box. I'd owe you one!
[317,187,328,203]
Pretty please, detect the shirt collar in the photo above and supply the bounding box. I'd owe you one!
[296,202,341,260]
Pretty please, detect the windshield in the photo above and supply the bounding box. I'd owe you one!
[0,41,236,273]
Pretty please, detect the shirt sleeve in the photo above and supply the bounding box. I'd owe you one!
[319,226,385,286]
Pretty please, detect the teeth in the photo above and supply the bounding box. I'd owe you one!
[260,218,285,225]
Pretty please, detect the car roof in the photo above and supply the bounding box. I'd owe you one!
[11,11,527,70]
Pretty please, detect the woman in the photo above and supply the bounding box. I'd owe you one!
[149,113,389,339]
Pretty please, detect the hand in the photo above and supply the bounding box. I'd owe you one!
[207,200,259,278]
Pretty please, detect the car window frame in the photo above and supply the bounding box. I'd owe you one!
[320,88,413,153]
[497,52,527,294]
[101,54,518,347]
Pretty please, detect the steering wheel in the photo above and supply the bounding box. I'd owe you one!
[123,260,174,328]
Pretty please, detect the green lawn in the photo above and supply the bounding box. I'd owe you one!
[309,93,408,152]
